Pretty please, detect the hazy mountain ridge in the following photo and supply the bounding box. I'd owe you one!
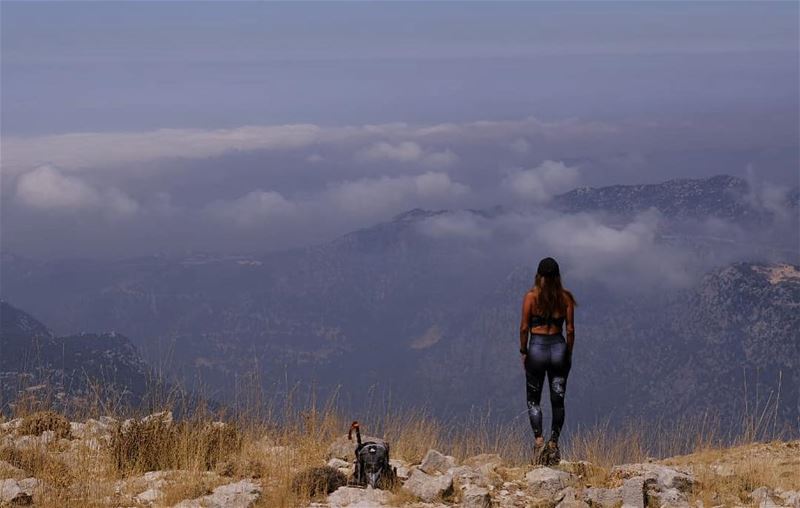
[554,174,799,220]
[0,301,152,411]
[0,175,797,425]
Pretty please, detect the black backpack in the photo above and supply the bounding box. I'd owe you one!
[348,421,397,489]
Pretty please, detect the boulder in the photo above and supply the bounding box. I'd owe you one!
[402,469,454,502]
[172,479,261,508]
[556,487,591,508]
[448,465,500,489]
[775,489,800,507]
[751,487,783,508]
[326,486,391,507]
[611,463,694,493]
[622,477,646,508]
[461,484,492,508]
[525,467,575,496]
[585,486,624,507]
[136,488,162,503]
[0,477,38,505]
[420,449,456,475]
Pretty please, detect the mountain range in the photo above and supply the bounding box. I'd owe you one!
[1,174,798,431]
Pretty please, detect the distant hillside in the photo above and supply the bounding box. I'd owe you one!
[0,175,797,426]
[0,301,152,411]
[554,174,799,221]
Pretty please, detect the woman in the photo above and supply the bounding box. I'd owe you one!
[519,257,576,464]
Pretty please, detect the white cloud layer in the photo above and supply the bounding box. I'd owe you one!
[501,160,580,202]
[1,117,614,174]
[15,165,139,216]
[207,190,297,227]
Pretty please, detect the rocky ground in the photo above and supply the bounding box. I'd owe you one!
[0,412,797,507]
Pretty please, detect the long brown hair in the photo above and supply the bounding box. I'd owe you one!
[532,273,576,318]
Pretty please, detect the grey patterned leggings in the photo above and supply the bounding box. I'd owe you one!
[524,333,571,442]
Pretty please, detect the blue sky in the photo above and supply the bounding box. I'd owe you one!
[3,2,797,134]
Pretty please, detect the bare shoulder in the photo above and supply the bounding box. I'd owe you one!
[562,288,576,305]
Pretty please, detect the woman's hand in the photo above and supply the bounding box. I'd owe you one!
[521,353,527,366]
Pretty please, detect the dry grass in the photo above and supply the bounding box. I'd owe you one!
[18,411,72,439]
[108,415,242,476]
[1,378,797,508]
[0,444,74,489]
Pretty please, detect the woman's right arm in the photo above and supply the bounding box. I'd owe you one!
[519,292,533,356]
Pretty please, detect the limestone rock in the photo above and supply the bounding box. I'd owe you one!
[612,463,694,492]
[402,469,454,502]
[326,486,391,507]
[390,459,411,480]
[0,477,38,505]
[420,449,456,475]
[556,487,591,508]
[461,484,491,508]
[585,486,623,507]
[172,479,261,508]
[622,477,646,508]
[136,487,162,503]
[525,467,575,496]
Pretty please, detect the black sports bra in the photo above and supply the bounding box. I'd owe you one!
[529,313,565,330]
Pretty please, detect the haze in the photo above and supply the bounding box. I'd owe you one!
[1,1,798,259]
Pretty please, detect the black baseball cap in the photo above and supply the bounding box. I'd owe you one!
[537,257,560,277]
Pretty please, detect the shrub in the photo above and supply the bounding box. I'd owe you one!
[198,423,242,470]
[291,466,348,498]
[109,415,177,475]
[18,411,72,439]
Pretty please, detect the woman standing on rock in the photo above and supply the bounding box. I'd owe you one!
[519,257,576,464]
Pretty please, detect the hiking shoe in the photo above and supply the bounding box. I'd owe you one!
[537,440,560,466]
[532,440,545,465]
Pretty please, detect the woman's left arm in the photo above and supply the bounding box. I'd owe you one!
[565,299,575,354]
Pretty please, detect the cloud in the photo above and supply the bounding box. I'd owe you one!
[422,149,459,169]
[326,172,468,215]
[416,212,491,240]
[15,165,100,209]
[356,141,424,162]
[510,138,531,154]
[501,160,580,202]
[355,141,459,168]
[14,165,140,216]
[1,116,613,175]
[207,190,297,227]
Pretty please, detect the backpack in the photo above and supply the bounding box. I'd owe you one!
[348,421,397,489]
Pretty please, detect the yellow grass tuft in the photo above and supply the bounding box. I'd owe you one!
[18,411,72,439]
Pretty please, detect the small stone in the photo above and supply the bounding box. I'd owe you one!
[390,459,411,480]
[420,449,456,475]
